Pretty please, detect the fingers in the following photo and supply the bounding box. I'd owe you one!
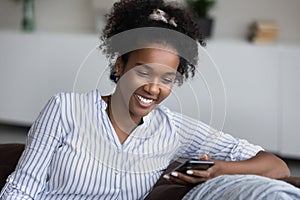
[163,156,216,185]
[185,169,210,178]
[163,171,210,185]
[200,154,210,161]
[163,173,187,185]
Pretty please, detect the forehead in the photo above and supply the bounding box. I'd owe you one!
[126,45,179,71]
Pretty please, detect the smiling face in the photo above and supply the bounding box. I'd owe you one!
[114,46,180,123]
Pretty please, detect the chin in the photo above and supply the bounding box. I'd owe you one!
[130,105,156,119]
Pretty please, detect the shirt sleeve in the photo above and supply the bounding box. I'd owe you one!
[198,130,264,161]
[174,112,264,161]
[0,94,64,199]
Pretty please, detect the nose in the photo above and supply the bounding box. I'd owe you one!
[143,82,160,95]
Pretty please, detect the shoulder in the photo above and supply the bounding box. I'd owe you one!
[50,90,102,105]
[41,90,103,119]
[154,105,211,132]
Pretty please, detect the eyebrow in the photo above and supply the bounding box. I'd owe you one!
[136,63,153,71]
[136,63,177,76]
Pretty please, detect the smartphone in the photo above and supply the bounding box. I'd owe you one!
[173,159,215,174]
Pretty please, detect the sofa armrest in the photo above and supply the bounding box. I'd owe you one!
[0,143,25,189]
[279,176,300,188]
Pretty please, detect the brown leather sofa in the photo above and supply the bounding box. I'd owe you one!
[0,143,25,189]
[0,143,299,199]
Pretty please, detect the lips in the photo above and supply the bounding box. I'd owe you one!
[135,94,156,107]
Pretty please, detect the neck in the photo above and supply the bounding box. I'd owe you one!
[107,92,140,135]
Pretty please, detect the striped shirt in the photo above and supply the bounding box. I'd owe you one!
[0,90,263,200]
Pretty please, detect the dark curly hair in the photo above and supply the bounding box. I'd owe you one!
[100,0,205,86]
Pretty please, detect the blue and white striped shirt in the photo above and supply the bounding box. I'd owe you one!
[1,90,263,200]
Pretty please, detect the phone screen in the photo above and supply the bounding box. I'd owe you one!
[173,160,215,173]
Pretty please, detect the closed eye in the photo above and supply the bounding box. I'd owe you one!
[162,77,173,84]
[161,74,176,84]
[136,70,150,77]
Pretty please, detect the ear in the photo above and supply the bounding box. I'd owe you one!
[115,57,124,76]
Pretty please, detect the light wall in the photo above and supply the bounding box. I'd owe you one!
[212,0,300,42]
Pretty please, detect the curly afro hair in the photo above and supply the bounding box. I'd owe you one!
[100,0,205,86]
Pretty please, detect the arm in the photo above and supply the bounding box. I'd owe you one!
[0,95,63,199]
[167,151,290,185]
[170,113,290,185]
[214,151,290,179]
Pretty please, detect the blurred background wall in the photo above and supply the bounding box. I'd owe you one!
[0,0,300,42]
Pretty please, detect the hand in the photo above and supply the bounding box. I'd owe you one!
[163,155,223,185]
[163,151,291,184]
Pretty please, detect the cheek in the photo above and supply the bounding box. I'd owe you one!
[157,87,173,102]
[126,74,147,92]
[119,72,146,97]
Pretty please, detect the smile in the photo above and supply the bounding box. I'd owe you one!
[135,94,155,106]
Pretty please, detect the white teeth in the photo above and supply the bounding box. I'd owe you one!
[136,95,153,104]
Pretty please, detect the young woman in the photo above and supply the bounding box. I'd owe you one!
[1,0,296,199]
